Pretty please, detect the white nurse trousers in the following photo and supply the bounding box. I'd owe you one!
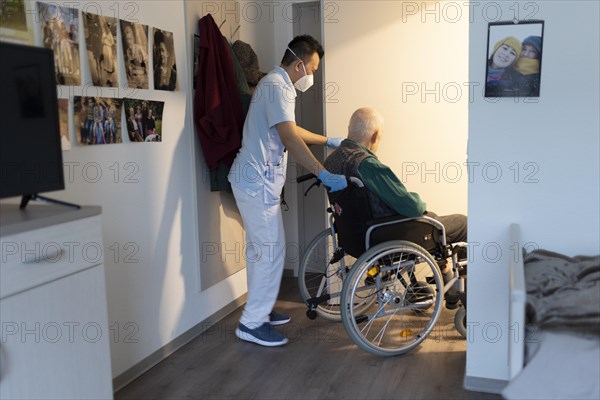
[231,185,286,327]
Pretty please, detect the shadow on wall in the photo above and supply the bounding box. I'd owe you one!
[152,127,239,344]
[192,133,245,291]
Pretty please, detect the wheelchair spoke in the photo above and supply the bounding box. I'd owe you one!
[373,307,400,347]
[342,240,444,356]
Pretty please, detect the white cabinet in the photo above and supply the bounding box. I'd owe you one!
[0,205,113,399]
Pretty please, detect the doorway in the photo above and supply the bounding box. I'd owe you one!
[293,1,328,275]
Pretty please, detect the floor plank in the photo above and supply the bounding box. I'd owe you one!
[116,277,501,400]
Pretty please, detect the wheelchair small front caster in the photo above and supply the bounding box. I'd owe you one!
[306,308,317,320]
[454,307,467,338]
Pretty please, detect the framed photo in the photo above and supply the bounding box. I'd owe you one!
[485,20,544,98]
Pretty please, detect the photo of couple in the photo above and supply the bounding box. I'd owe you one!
[485,21,544,98]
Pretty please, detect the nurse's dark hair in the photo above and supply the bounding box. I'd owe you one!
[281,35,324,66]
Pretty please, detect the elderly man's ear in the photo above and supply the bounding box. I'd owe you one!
[367,130,380,153]
[371,131,379,144]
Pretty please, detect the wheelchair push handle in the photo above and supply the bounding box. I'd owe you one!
[297,173,363,186]
[296,173,321,197]
[296,173,364,197]
[296,173,316,184]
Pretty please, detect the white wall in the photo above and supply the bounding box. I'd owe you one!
[323,0,469,216]
[467,0,600,385]
[4,0,249,380]
[237,0,276,68]
[184,1,248,291]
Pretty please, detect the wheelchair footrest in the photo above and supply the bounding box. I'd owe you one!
[354,315,368,324]
[330,248,345,264]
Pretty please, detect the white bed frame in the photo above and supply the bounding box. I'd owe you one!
[464,223,527,393]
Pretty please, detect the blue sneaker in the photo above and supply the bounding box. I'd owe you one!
[269,311,291,326]
[235,322,288,347]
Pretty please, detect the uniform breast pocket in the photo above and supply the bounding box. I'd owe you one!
[263,162,285,205]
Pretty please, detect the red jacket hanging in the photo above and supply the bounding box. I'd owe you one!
[194,14,243,171]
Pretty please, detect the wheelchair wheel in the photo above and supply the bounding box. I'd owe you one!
[340,240,444,356]
[454,307,467,338]
[298,228,375,321]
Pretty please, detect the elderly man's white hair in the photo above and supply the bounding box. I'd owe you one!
[347,107,384,143]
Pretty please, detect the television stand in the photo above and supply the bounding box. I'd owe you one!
[20,194,81,210]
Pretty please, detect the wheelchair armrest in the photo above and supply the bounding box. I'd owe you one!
[348,176,364,188]
[365,215,447,251]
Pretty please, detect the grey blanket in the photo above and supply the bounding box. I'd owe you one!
[524,249,600,334]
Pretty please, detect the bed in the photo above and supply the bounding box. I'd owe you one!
[502,225,600,399]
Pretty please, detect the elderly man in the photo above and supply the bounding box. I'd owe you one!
[323,107,467,307]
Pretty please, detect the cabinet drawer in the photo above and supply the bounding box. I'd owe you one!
[1,215,103,299]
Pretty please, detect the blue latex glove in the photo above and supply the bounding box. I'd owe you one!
[325,137,344,148]
[318,170,347,192]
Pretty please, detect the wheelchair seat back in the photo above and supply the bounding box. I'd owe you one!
[328,185,443,258]
[327,184,373,258]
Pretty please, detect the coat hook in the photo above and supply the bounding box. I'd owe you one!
[218,19,226,29]
[230,25,240,41]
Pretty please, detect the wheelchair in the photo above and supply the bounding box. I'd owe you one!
[297,174,467,357]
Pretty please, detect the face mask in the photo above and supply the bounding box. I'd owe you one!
[288,47,314,92]
[294,64,314,92]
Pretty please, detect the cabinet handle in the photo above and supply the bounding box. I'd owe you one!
[22,247,64,264]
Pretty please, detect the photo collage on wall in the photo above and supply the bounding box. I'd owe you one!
[8,2,180,147]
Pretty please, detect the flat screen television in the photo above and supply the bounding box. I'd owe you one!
[0,42,76,209]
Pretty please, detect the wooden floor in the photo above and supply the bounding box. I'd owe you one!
[116,277,501,400]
